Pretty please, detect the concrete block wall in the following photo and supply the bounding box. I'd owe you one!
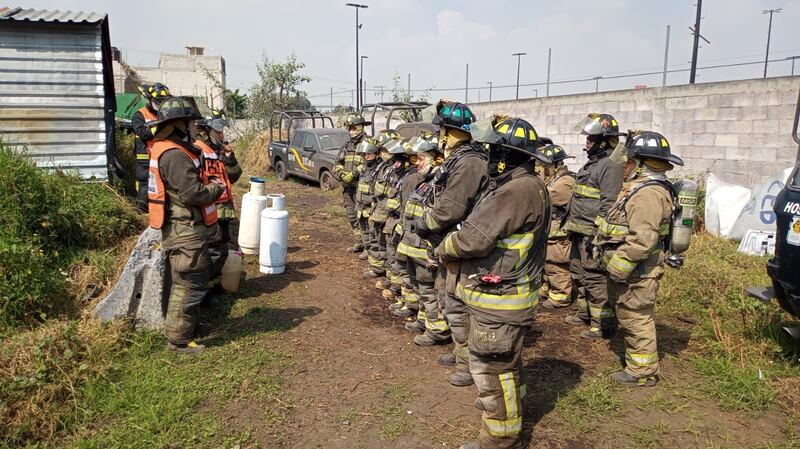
[468,76,800,186]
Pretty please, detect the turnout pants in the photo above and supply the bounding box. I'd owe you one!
[569,233,614,331]
[408,260,450,340]
[134,161,149,212]
[609,277,660,379]
[541,238,573,307]
[342,187,358,231]
[469,319,526,449]
[367,219,387,275]
[439,264,470,374]
[163,236,211,346]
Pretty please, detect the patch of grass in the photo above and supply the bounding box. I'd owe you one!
[693,354,777,413]
[555,375,621,434]
[636,390,686,415]
[69,328,289,448]
[378,383,414,439]
[624,420,671,449]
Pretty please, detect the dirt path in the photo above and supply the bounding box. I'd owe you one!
[224,178,796,449]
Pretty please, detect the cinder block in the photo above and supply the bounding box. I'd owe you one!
[752,119,780,134]
[670,133,693,146]
[749,147,778,162]
[692,134,715,146]
[766,104,796,120]
[636,102,654,111]
[741,106,769,120]
[724,146,748,160]
[717,107,743,121]
[695,108,718,120]
[754,92,783,107]
[695,146,726,159]
[559,104,575,115]
[731,95,754,108]
[707,94,735,108]
[716,135,740,147]
[618,101,635,111]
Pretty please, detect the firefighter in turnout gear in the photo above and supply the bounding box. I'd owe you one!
[413,101,488,385]
[333,113,371,252]
[595,131,683,387]
[394,134,443,322]
[133,83,170,211]
[395,135,452,344]
[437,117,550,449]
[147,96,224,355]
[194,110,242,295]
[563,113,625,339]
[537,145,577,308]
[379,138,415,301]
[353,137,382,261]
[364,137,400,278]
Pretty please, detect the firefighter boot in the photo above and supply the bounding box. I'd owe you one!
[449,371,474,387]
[375,278,391,290]
[413,333,450,347]
[581,326,614,340]
[349,243,365,253]
[168,341,206,355]
[382,289,396,300]
[359,250,368,260]
[405,322,424,333]
[388,299,404,311]
[393,306,415,318]
[565,315,589,326]
[437,353,456,367]
[611,370,658,387]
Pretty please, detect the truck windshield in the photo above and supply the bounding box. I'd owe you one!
[318,133,349,150]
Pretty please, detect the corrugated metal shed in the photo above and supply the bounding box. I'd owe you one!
[0,6,116,180]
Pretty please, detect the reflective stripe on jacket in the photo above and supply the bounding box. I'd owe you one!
[594,176,674,280]
[562,149,624,236]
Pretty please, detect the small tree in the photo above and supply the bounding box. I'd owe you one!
[225,89,247,118]
[248,52,311,127]
[390,73,431,123]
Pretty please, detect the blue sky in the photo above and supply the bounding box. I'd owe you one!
[17,0,800,105]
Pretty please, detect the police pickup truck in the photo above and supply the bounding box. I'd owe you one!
[267,111,350,190]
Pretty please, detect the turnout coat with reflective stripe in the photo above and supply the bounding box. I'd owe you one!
[333,136,366,187]
[439,162,549,325]
[384,167,419,237]
[397,168,438,264]
[546,168,575,239]
[594,176,674,281]
[148,139,219,230]
[562,148,624,236]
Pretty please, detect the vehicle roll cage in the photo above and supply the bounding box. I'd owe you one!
[360,102,430,135]
[269,110,335,144]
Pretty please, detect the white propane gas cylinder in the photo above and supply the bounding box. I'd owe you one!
[220,250,243,292]
[238,177,268,255]
[259,194,288,274]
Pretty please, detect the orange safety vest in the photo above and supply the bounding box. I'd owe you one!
[194,139,233,205]
[137,106,158,151]
[147,140,218,229]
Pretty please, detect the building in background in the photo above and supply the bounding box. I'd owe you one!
[0,7,116,180]
[114,46,227,111]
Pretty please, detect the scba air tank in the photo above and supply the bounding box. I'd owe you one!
[238,177,268,255]
[259,194,288,274]
[666,179,699,268]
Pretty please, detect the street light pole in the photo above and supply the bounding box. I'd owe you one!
[533,89,538,98]
[346,3,368,109]
[465,63,469,103]
[360,55,368,105]
[593,76,602,93]
[487,81,493,102]
[546,48,552,97]
[763,8,782,78]
[512,52,526,100]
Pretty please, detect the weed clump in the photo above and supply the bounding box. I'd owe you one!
[0,143,143,327]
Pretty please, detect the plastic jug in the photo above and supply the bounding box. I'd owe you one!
[220,250,243,292]
[238,177,268,254]
[259,194,288,274]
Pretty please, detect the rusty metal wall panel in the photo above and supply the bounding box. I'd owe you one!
[0,21,110,180]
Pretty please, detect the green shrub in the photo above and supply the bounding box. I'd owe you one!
[0,143,143,326]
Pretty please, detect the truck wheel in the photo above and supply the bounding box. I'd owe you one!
[319,170,335,191]
[275,159,288,181]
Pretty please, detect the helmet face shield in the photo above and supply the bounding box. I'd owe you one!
[355,138,379,154]
[574,113,618,136]
[384,139,407,155]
